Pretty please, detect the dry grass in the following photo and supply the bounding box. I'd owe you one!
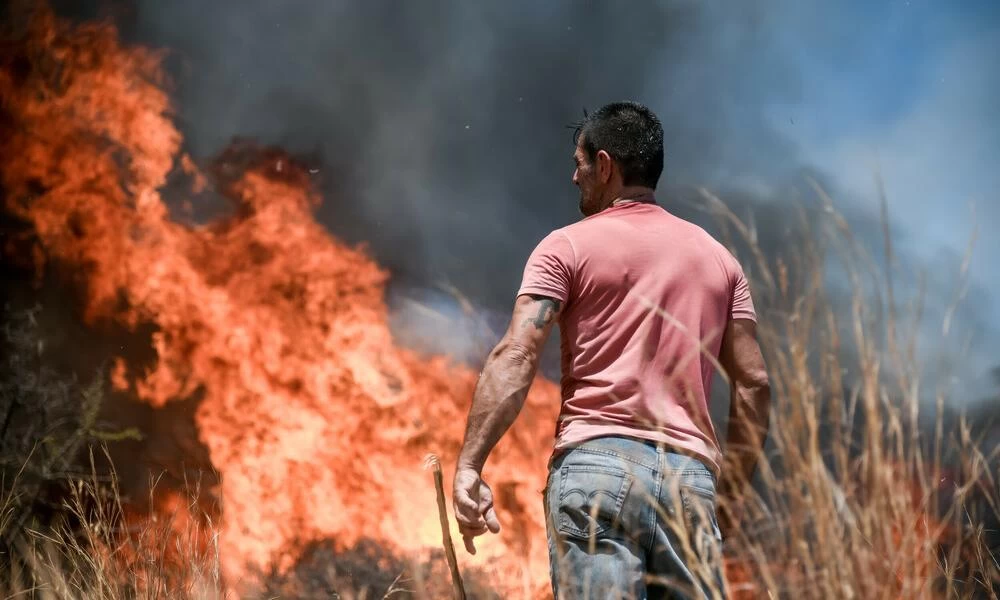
[1,186,998,599]
[2,449,224,600]
[1,457,432,599]
[695,182,999,599]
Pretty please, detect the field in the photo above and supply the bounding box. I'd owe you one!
[1,4,998,599]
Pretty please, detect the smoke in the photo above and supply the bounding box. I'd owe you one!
[774,0,1000,401]
[48,0,999,404]
[116,2,799,290]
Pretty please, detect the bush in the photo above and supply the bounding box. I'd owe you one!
[0,305,139,575]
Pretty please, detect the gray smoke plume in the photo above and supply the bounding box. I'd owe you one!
[53,0,998,407]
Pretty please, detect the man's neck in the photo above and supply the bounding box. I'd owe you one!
[606,186,656,210]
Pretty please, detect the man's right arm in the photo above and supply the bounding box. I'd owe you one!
[718,318,771,508]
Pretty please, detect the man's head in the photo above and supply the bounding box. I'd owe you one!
[572,101,664,216]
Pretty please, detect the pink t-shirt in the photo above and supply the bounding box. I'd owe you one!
[517,197,756,473]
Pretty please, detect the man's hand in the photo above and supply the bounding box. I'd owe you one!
[718,318,770,541]
[453,467,501,554]
[452,295,560,553]
[452,294,560,553]
[716,481,745,542]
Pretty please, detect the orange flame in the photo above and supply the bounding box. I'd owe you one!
[2,7,559,596]
[13,7,952,598]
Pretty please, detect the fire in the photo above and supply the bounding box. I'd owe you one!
[14,7,954,598]
[1,6,559,597]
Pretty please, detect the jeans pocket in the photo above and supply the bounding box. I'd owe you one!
[680,485,723,545]
[555,464,633,540]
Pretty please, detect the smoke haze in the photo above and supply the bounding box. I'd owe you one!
[49,0,1000,404]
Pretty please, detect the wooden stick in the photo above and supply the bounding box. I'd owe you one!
[424,454,466,600]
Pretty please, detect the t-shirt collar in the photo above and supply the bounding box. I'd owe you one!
[610,191,657,208]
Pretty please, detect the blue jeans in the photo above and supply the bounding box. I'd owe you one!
[544,436,726,600]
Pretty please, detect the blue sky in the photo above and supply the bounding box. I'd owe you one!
[764,0,1000,396]
[767,0,997,132]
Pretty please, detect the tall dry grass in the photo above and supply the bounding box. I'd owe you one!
[1,185,997,599]
[695,182,999,599]
[1,449,225,600]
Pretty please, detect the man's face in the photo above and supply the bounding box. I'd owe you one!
[572,142,601,217]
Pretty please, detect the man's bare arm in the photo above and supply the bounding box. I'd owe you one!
[456,294,562,473]
[718,318,771,497]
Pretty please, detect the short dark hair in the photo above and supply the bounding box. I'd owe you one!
[573,101,664,189]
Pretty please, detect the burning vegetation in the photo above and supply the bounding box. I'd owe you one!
[1,4,998,599]
[1,5,559,597]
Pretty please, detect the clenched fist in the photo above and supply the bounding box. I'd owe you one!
[452,467,501,554]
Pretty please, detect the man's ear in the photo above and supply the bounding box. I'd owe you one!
[596,149,613,183]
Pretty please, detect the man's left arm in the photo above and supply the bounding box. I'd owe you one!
[453,293,562,553]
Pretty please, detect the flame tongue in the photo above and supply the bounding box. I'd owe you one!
[2,8,558,596]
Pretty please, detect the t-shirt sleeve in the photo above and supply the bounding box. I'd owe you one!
[730,258,757,322]
[517,231,575,304]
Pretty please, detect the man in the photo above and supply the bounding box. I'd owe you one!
[453,101,771,599]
